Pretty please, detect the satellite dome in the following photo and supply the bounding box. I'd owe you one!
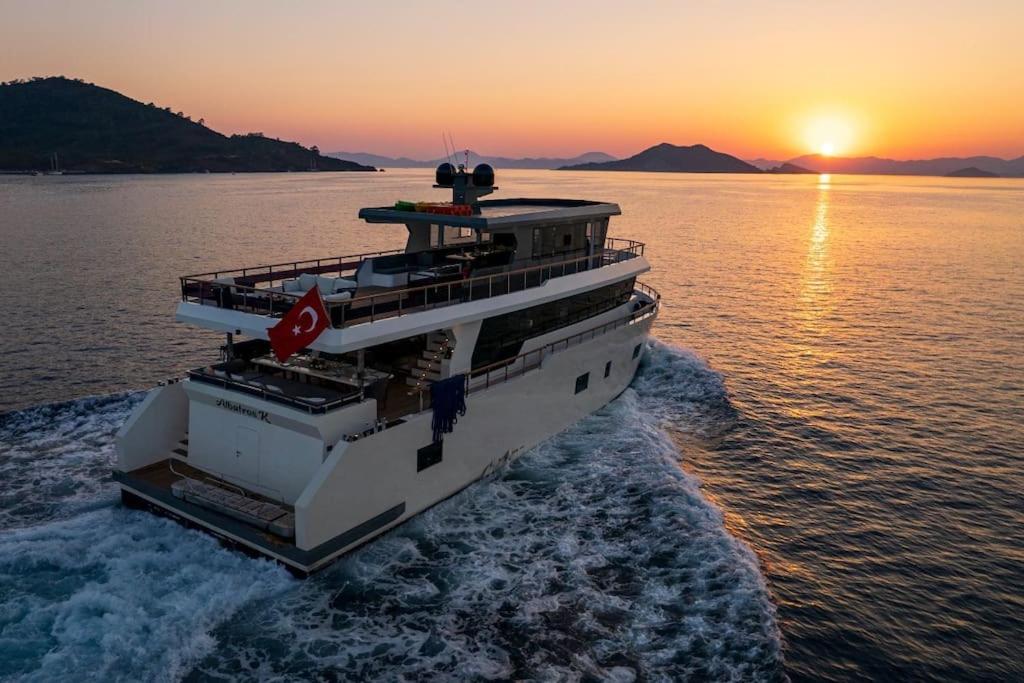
[472,163,495,187]
[435,162,456,186]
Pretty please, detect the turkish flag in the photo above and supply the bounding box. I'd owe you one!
[267,285,330,362]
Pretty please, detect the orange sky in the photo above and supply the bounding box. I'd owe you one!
[3,0,1022,160]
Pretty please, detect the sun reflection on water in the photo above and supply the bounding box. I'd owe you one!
[791,175,836,374]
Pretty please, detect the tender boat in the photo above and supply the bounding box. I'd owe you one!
[114,164,659,575]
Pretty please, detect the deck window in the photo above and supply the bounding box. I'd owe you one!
[633,343,642,359]
[471,279,635,369]
[575,372,590,394]
[604,361,612,378]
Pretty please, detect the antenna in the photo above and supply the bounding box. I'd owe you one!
[447,131,462,169]
[440,133,453,165]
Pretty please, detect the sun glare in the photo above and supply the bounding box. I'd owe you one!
[802,114,855,157]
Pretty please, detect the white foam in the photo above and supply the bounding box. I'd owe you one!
[0,508,292,682]
[0,393,143,530]
[0,342,783,680]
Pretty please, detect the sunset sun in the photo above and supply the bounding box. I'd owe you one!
[802,114,855,158]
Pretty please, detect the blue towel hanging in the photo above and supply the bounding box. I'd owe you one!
[430,374,467,442]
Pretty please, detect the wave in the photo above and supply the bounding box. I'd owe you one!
[0,342,783,681]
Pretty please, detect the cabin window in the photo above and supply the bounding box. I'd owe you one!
[633,343,642,359]
[417,441,443,471]
[471,279,636,369]
[444,226,476,244]
[575,372,590,394]
[604,361,612,378]
[531,222,587,258]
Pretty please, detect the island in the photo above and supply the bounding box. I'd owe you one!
[559,143,761,173]
[767,162,815,174]
[0,77,375,173]
[945,167,999,178]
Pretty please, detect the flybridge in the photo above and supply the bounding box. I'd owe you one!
[179,240,644,326]
[358,197,621,230]
[360,160,619,227]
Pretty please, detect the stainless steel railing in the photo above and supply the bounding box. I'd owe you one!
[180,239,647,329]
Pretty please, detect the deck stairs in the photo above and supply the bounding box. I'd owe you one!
[405,330,451,390]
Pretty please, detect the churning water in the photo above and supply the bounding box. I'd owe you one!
[0,171,1022,680]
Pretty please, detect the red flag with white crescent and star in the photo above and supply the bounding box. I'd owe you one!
[267,285,330,362]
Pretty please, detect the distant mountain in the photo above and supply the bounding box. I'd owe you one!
[945,166,999,178]
[767,162,815,174]
[788,153,1024,177]
[747,158,785,171]
[560,143,761,173]
[0,77,375,173]
[327,150,616,169]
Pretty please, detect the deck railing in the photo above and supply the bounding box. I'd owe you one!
[180,238,646,329]
[465,281,660,393]
[334,243,643,326]
[187,368,364,414]
[180,248,405,286]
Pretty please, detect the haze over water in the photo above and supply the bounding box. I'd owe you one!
[1,170,1022,680]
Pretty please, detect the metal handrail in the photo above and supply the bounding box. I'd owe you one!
[466,282,660,393]
[186,369,363,414]
[333,244,645,326]
[180,239,647,328]
[402,283,660,416]
[180,248,405,281]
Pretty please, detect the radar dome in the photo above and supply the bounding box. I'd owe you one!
[435,162,455,186]
[472,163,495,187]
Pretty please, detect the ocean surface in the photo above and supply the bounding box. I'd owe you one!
[0,170,1021,681]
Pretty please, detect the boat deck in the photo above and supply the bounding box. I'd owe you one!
[120,458,298,547]
[179,239,646,328]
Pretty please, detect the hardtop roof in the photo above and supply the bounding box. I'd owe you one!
[358,198,621,230]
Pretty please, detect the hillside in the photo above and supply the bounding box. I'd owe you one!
[559,143,761,173]
[327,150,616,169]
[767,162,815,174]
[0,77,375,173]
[788,153,1024,177]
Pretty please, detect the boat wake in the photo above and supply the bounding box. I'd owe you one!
[0,342,784,681]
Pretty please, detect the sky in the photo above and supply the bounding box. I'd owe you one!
[2,0,1022,160]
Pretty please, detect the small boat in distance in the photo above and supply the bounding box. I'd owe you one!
[114,164,659,575]
[45,152,63,175]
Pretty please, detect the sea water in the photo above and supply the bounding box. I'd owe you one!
[0,171,1021,680]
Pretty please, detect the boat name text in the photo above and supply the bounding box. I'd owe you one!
[216,398,271,423]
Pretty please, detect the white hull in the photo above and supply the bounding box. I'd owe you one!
[115,310,654,575]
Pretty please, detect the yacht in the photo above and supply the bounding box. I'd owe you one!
[115,164,659,575]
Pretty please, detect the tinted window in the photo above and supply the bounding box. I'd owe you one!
[417,441,443,471]
[575,372,589,394]
[472,279,635,369]
[632,343,642,359]
[604,361,612,378]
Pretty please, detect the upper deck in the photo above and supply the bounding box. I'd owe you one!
[177,166,649,351]
[179,237,646,328]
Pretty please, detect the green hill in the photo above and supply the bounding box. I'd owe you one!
[0,77,375,173]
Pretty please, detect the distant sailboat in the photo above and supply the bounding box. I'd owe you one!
[46,152,63,175]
